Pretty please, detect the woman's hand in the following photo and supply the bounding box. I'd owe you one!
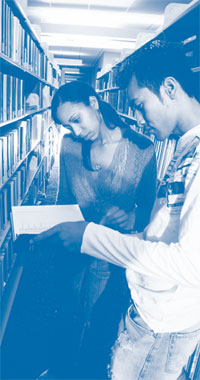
[100,206,136,232]
[31,221,89,252]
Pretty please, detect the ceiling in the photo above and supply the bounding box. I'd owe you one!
[26,0,193,81]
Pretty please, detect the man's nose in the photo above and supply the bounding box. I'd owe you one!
[134,110,146,128]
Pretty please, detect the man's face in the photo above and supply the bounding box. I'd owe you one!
[128,75,177,141]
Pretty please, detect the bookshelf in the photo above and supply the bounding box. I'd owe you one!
[0,0,61,344]
[96,0,200,184]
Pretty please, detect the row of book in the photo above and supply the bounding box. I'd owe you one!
[0,0,60,85]
[0,72,25,123]
[99,88,134,119]
[96,42,199,90]
[130,121,177,181]
[0,122,58,236]
[154,138,177,181]
[0,160,30,232]
[0,232,14,303]
[96,72,110,91]
[40,123,58,177]
[23,124,59,207]
[0,121,59,297]
[0,109,51,187]
[117,88,129,114]
[0,154,49,302]
[96,66,119,90]
[0,72,53,123]
[101,90,118,111]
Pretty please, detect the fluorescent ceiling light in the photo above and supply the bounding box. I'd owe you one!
[55,58,83,65]
[34,0,133,6]
[41,33,136,50]
[63,68,80,73]
[64,71,82,75]
[49,50,90,57]
[28,8,164,28]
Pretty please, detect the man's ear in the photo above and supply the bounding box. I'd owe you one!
[162,77,177,99]
[89,96,99,110]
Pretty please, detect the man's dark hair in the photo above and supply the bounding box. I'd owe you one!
[117,40,198,99]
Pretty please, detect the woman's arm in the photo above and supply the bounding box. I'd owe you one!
[56,136,76,205]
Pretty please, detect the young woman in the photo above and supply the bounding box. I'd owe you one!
[42,80,157,379]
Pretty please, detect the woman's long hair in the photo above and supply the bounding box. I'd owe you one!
[52,81,129,170]
[51,80,127,130]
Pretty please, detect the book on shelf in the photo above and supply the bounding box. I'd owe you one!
[0,255,4,302]
[0,74,25,122]
[0,231,15,302]
[117,88,127,114]
[0,135,8,183]
[156,139,169,180]
[6,75,12,120]
[1,152,49,236]
[2,73,7,122]
[0,236,10,285]
[0,0,2,53]
[0,0,60,84]
[2,187,8,229]
[0,110,52,188]
[0,120,58,240]
[11,204,84,240]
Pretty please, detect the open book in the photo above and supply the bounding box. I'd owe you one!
[11,205,84,240]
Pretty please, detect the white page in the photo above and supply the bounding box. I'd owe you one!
[11,205,84,240]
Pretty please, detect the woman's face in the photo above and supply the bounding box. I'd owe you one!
[56,97,101,141]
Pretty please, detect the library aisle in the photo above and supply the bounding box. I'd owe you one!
[39,156,59,206]
[1,159,60,380]
[1,0,200,379]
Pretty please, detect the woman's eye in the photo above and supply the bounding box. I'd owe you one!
[73,117,80,123]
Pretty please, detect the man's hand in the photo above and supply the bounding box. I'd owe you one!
[100,206,136,232]
[31,221,89,252]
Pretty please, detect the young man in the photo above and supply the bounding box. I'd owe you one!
[33,40,200,379]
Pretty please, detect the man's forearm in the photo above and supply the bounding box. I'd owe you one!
[81,222,200,287]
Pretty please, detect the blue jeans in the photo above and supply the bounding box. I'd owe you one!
[109,304,200,380]
[73,258,130,378]
[81,258,111,322]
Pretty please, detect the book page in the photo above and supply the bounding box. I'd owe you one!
[11,205,84,240]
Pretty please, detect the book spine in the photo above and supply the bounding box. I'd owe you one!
[0,0,2,54]
[0,139,3,187]
[2,74,7,122]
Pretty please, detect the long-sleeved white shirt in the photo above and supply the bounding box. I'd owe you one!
[81,125,200,333]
